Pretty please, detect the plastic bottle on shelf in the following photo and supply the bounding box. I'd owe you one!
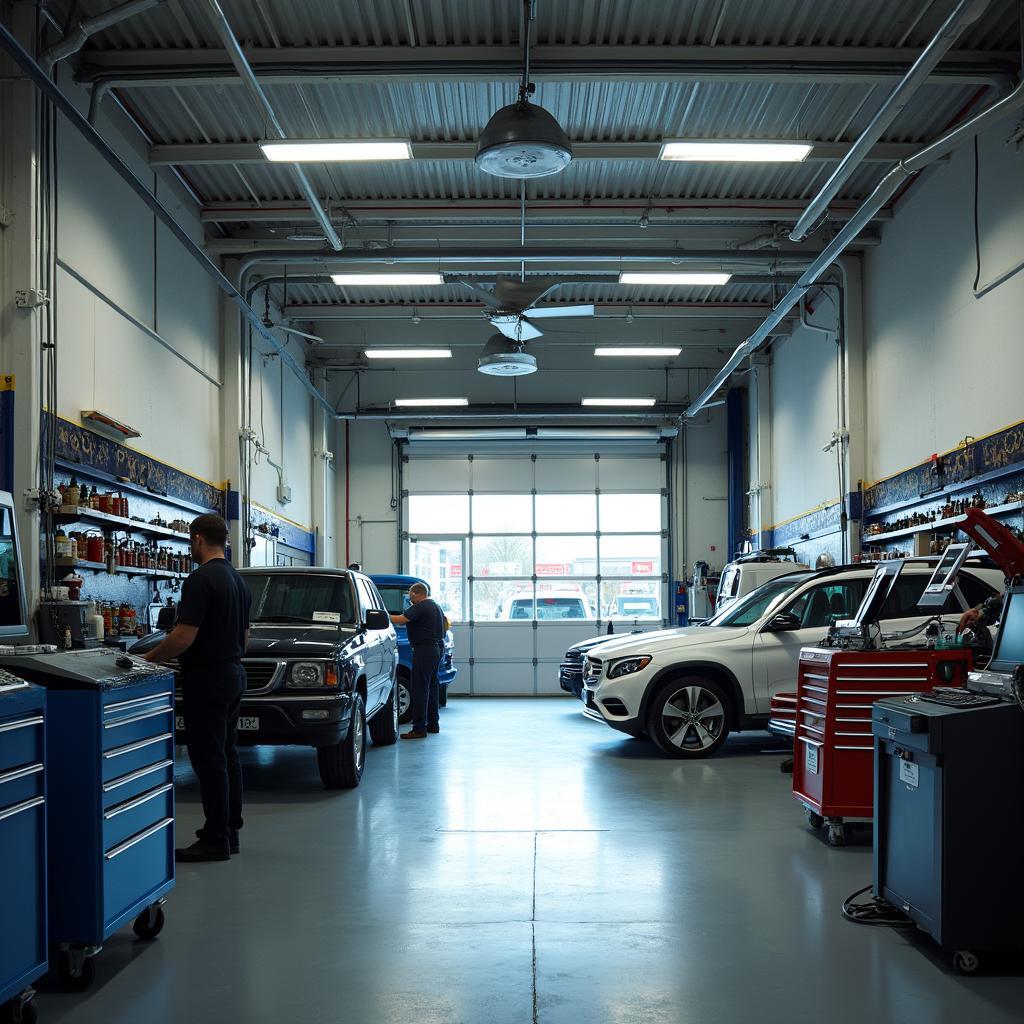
[87,601,104,640]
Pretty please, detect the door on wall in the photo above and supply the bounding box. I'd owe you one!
[404,448,669,696]
[407,537,466,623]
[250,534,276,567]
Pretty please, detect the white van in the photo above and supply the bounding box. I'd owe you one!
[715,550,809,614]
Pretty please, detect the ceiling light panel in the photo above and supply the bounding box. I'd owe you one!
[581,398,657,407]
[658,140,812,162]
[594,347,682,357]
[332,273,445,287]
[260,140,412,162]
[394,398,469,407]
[364,349,452,359]
[619,272,732,286]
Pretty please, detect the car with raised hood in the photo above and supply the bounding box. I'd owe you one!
[581,559,1003,759]
[130,567,399,789]
[369,573,458,724]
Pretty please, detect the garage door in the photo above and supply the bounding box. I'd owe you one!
[404,451,668,695]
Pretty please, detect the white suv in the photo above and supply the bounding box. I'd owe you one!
[583,561,1002,759]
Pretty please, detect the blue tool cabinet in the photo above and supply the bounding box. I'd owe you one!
[0,679,47,1023]
[43,668,176,987]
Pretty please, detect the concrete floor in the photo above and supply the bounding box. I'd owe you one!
[37,697,1024,1023]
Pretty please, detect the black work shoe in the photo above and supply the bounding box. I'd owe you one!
[402,730,428,739]
[426,725,440,734]
[176,840,230,863]
[196,829,240,855]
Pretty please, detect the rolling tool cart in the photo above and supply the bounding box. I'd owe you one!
[768,691,797,773]
[0,675,47,1024]
[0,648,176,990]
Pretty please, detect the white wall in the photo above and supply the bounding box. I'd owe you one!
[680,407,730,572]
[863,120,1024,482]
[769,316,843,524]
[54,73,223,483]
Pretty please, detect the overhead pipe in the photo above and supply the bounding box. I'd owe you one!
[333,404,688,421]
[790,0,991,241]
[203,0,343,252]
[0,21,334,417]
[40,0,165,76]
[686,73,1024,420]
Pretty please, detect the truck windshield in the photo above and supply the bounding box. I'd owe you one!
[245,573,355,625]
[375,586,411,616]
[706,575,808,627]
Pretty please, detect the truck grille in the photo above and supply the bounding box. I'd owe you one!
[243,661,281,692]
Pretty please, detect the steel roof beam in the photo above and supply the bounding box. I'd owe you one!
[76,44,1014,86]
[282,303,795,321]
[152,140,924,166]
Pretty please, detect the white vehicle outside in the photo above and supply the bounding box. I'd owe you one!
[582,561,1003,759]
[494,588,594,620]
[715,556,809,614]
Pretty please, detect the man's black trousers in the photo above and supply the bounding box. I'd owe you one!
[410,643,443,732]
[180,662,247,845]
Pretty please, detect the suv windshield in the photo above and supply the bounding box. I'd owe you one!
[375,585,411,616]
[707,574,809,627]
[245,573,355,625]
[513,597,588,620]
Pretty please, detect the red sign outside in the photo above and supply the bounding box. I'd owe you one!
[536,563,571,576]
[631,560,655,575]
[449,564,463,578]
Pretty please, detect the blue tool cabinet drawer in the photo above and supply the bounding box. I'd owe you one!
[0,713,44,775]
[102,732,174,783]
[101,701,174,753]
[0,790,46,995]
[0,760,45,809]
[102,754,174,810]
[103,817,174,927]
[103,783,174,851]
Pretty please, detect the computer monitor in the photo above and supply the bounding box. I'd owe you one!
[0,491,30,638]
[852,560,905,627]
[917,543,972,610]
[989,586,1024,673]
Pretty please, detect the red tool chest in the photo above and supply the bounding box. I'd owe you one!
[791,645,973,846]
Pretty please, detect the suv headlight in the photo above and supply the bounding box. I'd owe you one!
[607,656,652,679]
[286,662,338,688]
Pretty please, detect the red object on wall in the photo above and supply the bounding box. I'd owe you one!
[791,645,974,827]
[630,560,654,574]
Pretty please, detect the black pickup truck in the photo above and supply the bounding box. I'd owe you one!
[131,567,399,788]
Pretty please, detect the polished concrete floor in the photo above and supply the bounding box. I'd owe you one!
[37,698,1024,1023]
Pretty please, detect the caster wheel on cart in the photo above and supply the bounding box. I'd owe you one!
[806,810,825,831]
[133,903,166,940]
[58,952,96,992]
[827,823,847,847]
[953,950,980,975]
[2,993,38,1024]
[780,758,794,775]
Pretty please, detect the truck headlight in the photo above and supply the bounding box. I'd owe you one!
[607,656,652,679]
[287,662,337,688]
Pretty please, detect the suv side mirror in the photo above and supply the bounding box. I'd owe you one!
[365,609,390,631]
[765,612,802,632]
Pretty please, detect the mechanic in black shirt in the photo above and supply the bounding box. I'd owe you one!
[144,514,251,862]
[390,582,446,739]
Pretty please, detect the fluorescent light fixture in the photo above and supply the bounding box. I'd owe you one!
[364,349,452,360]
[619,272,732,286]
[409,428,528,441]
[594,346,682,357]
[581,397,657,407]
[659,140,813,162]
[394,398,469,407]
[260,139,412,162]
[332,273,444,287]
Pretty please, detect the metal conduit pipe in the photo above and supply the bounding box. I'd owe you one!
[203,0,343,252]
[686,74,1024,421]
[333,407,687,421]
[790,0,992,241]
[40,0,166,75]
[0,21,334,418]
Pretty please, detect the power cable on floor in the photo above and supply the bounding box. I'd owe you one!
[841,884,914,928]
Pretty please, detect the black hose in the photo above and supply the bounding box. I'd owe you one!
[841,884,914,928]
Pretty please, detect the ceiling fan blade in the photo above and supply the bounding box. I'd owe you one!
[494,275,562,311]
[523,303,596,319]
[454,280,501,308]
[491,315,544,342]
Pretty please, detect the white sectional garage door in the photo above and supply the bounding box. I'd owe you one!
[403,450,668,695]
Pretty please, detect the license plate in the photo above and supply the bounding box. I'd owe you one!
[805,744,819,775]
[176,715,259,732]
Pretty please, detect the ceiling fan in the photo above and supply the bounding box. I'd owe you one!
[455,276,595,342]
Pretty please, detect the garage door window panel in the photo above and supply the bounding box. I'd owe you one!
[599,493,660,533]
[473,536,533,579]
[535,535,597,577]
[535,494,597,533]
[472,494,533,534]
[598,534,662,578]
[409,494,470,534]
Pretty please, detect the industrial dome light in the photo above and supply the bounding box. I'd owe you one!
[475,101,573,179]
[477,333,538,376]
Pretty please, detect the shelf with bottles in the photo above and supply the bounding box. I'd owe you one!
[54,505,192,542]
[861,498,1024,544]
[54,558,190,582]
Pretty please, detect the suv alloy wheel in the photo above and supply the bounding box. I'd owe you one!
[647,677,731,759]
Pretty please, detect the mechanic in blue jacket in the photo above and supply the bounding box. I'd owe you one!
[390,582,446,739]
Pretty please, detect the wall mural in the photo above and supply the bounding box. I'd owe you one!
[864,419,1024,514]
[44,414,224,513]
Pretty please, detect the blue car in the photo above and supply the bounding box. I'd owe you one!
[369,573,457,724]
